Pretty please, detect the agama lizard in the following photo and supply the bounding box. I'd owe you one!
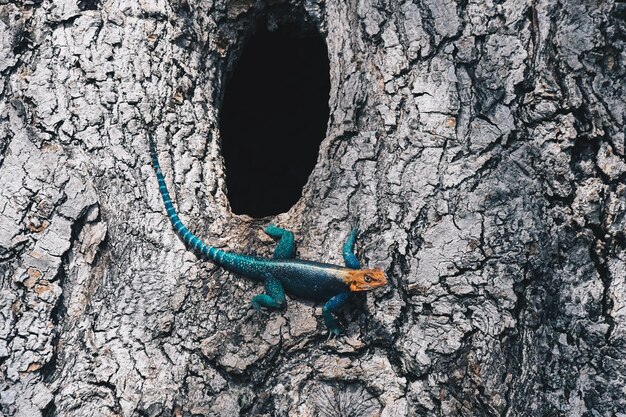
[149,139,387,335]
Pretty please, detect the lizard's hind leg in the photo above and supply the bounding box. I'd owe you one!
[342,229,361,269]
[251,275,286,311]
[264,225,296,259]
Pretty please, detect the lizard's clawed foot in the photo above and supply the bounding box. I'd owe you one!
[264,225,296,260]
[327,327,342,339]
[251,292,285,312]
[264,224,279,235]
[251,300,262,312]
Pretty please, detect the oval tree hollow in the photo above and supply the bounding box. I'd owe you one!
[219,21,330,218]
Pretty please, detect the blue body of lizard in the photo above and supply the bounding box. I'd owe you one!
[149,140,387,334]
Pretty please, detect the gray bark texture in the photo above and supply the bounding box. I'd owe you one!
[1,0,625,415]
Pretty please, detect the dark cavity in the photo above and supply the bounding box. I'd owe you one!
[220,21,330,218]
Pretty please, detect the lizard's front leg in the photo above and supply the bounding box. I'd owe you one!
[342,229,361,269]
[322,292,350,335]
[251,275,286,311]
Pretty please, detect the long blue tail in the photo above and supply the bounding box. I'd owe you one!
[148,137,224,263]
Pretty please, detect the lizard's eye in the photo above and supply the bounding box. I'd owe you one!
[364,275,372,283]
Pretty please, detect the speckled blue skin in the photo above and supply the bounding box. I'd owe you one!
[149,140,361,334]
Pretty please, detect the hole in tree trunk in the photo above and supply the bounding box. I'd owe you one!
[220,20,330,218]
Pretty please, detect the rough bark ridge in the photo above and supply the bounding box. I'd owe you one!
[1,0,624,415]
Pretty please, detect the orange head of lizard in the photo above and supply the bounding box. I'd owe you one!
[344,268,387,292]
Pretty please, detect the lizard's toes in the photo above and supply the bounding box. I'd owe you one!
[264,224,278,234]
[328,327,342,338]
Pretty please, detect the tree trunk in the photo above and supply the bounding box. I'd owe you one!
[1,0,624,416]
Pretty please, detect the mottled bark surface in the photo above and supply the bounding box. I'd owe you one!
[1,0,624,416]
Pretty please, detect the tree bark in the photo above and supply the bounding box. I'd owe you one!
[1,0,624,416]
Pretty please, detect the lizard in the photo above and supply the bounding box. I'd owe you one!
[148,138,388,335]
